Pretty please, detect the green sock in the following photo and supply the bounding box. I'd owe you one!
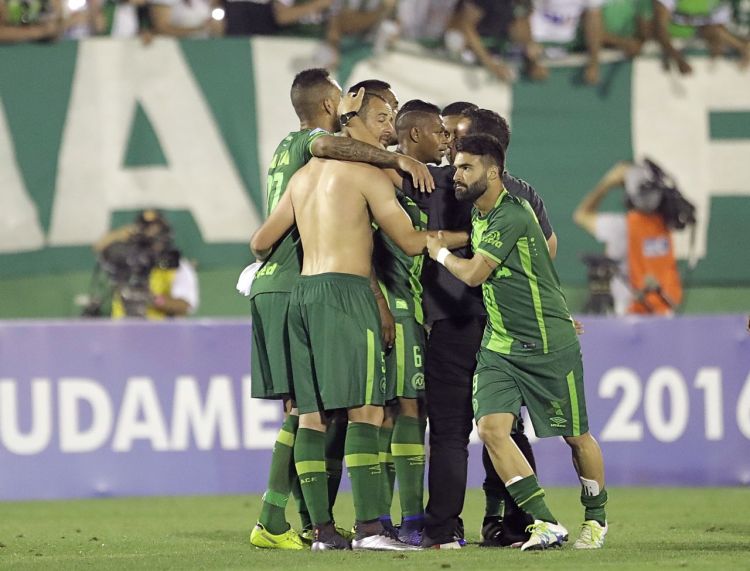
[484,490,504,520]
[294,428,330,527]
[391,415,426,518]
[506,475,557,524]
[378,425,395,519]
[345,422,383,523]
[290,478,311,530]
[258,415,298,535]
[325,420,347,521]
[581,489,608,526]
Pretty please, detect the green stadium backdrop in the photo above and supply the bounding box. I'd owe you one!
[1,38,748,318]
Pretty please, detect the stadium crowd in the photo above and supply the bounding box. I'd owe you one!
[2,0,749,83]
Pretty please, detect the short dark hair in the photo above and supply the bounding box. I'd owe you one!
[360,92,391,117]
[290,68,335,121]
[455,134,506,172]
[348,79,392,94]
[442,101,477,116]
[395,100,441,133]
[398,99,441,116]
[461,108,511,152]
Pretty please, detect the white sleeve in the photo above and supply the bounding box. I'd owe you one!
[593,212,627,262]
[171,259,200,313]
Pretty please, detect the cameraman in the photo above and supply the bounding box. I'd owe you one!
[573,160,683,316]
[93,209,199,319]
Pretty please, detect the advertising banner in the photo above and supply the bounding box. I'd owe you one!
[0,316,748,500]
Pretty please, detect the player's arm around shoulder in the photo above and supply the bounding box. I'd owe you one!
[250,191,295,261]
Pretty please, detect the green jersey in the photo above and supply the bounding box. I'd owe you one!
[472,190,576,356]
[373,192,428,323]
[265,128,328,215]
[250,128,328,297]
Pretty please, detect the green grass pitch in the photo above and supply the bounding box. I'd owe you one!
[1,488,748,569]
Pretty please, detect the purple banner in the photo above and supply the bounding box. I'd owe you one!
[0,315,748,500]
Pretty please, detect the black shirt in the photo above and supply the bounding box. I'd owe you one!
[224,1,279,36]
[402,164,554,324]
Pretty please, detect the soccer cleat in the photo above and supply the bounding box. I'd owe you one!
[573,520,608,549]
[299,528,314,545]
[398,527,423,547]
[479,515,530,548]
[398,517,424,547]
[249,523,305,550]
[428,540,463,550]
[520,520,568,551]
[352,532,422,551]
[335,525,355,542]
[311,526,351,551]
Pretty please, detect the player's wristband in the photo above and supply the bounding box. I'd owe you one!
[436,248,451,266]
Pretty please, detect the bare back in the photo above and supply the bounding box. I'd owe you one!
[290,158,388,278]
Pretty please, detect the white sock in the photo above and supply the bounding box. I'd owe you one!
[505,475,524,487]
[579,477,600,496]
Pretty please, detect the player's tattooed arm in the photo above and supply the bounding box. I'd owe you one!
[250,191,295,261]
[311,136,435,193]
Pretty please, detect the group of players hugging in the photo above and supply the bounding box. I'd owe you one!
[241,68,608,552]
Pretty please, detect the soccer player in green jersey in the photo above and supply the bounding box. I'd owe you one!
[426,134,609,551]
[248,68,434,551]
[372,101,448,545]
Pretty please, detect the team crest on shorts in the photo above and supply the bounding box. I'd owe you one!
[411,373,425,391]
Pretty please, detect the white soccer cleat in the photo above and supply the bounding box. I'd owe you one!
[520,520,568,551]
[352,532,422,551]
[573,520,608,549]
[428,540,463,550]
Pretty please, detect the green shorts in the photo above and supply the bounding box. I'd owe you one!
[384,316,426,401]
[289,273,386,414]
[472,343,589,438]
[249,292,293,400]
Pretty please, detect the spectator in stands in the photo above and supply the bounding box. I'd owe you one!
[600,0,652,54]
[94,210,200,319]
[315,0,398,68]
[149,0,215,37]
[224,0,333,37]
[573,160,684,316]
[0,0,63,42]
[395,0,459,44]
[654,0,749,74]
[446,0,548,82]
[62,0,106,38]
[529,0,646,85]
[107,0,218,38]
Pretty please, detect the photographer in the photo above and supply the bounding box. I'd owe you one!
[574,159,693,316]
[93,209,199,319]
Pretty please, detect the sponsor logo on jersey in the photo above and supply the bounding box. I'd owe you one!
[483,231,504,250]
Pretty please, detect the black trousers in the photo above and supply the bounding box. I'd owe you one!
[423,316,537,543]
